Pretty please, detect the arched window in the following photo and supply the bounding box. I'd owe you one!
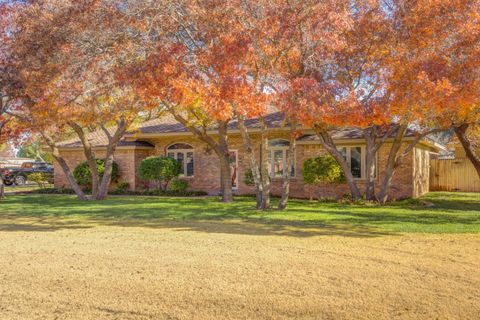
[167,143,194,177]
[268,139,295,178]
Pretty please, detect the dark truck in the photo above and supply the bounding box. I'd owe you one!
[1,162,54,186]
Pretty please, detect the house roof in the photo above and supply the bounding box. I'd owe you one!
[57,139,154,149]
[129,111,286,134]
[297,127,419,142]
[56,112,285,149]
[56,111,446,150]
[57,127,155,149]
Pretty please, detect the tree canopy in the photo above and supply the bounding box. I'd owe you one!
[1,0,479,204]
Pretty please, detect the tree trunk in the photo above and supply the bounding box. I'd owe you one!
[237,113,263,208]
[259,117,271,210]
[377,125,407,204]
[96,121,128,200]
[53,154,87,200]
[217,121,233,203]
[218,155,233,201]
[42,133,87,200]
[364,128,377,201]
[0,175,5,200]
[97,149,115,200]
[167,108,234,203]
[69,122,99,199]
[455,123,480,178]
[278,121,296,210]
[314,128,362,200]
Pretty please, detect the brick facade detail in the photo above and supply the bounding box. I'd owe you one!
[54,132,433,200]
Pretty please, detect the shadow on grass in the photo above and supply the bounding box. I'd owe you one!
[0,192,478,237]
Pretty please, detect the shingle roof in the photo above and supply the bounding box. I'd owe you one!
[132,113,189,134]
[57,127,154,149]
[58,139,154,148]
[132,111,286,134]
[297,127,418,142]
[57,112,445,149]
[57,113,285,149]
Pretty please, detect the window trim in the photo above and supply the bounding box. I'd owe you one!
[337,145,377,180]
[267,139,296,179]
[166,143,194,178]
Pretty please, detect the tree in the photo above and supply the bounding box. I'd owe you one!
[10,0,153,200]
[455,124,480,177]
[272,0,400,202]
[16,141,54,163]
[120,0,269,203]
[399,0,480,178]
[227,0,359,209]
[0,1,25,199]
[262,0,478,204]
[219,0,368,205]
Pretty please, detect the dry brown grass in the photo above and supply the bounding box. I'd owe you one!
[0,219,479,320]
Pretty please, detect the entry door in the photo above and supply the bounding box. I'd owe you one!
[229,150,238,190]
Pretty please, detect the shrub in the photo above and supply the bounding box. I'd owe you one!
[170,178,188,192]
[28,172,50,189]
[302,155,345,200]
[73,159,119,186]
[244,169,255,186]
[138,156,181,190]
[115,181,130,193]
[302,155,345,185]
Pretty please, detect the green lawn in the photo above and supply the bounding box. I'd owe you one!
[4,183,53,193]
[0,192,479,235]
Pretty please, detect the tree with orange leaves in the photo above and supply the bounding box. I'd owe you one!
[261,0,479,203]
[0,0,26,199]
[398,0,480,178]
[9,0,153,200]
[120,0,270,203]
[247,0,349,208]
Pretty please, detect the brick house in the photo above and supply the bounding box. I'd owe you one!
[54,112,445,200]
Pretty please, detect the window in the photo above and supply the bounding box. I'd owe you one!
[167,143,194,177]
[267,139,295,178]
[338,146,376,179]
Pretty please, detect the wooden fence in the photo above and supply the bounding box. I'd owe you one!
[430,158,480,192]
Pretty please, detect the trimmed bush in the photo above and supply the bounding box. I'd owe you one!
[170,178,188,192]
[302,155,345,200]
[302,155,345,185]
[138,156,181,190]
[73,159,119,186]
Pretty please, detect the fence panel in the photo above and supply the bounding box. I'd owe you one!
[430,159,480,192]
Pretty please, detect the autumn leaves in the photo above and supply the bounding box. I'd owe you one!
[1,0,479,204]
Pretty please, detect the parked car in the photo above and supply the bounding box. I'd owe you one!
[1,162,54,186]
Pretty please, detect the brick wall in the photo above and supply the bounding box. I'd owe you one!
[267,139,415,200]
[53,148,150,191]
[55,134,428,199]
